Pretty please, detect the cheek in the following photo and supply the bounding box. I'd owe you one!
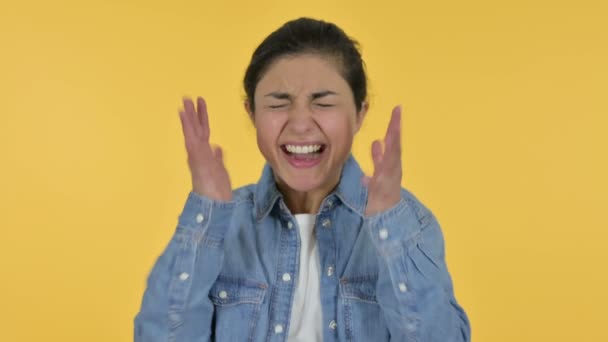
[255,116,282,151]
[319,115,357,142]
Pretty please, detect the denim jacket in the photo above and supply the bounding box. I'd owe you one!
[134,154,471,342]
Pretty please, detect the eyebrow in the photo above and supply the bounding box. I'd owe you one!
[263,90,338,100]
[311,90,338,100]
[264,92,291,100]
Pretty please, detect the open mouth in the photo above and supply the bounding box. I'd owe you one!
[281,144,326,156]
[280,143,328,167]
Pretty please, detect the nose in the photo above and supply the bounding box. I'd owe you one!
[286,103,316,134]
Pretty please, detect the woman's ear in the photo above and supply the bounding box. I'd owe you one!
[355,101,369,133]
[244,100,255,122]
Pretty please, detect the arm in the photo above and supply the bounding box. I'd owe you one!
[134,191,236,342]
[366,196,471,341]
[361,105,470,340]
[134,97,234,341]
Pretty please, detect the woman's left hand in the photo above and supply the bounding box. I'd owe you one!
[362,105,403,217]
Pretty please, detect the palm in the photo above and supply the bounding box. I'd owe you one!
[363,105,402,216]
[179,97,232,202]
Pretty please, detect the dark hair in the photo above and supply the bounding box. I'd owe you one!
[243,17,368,113]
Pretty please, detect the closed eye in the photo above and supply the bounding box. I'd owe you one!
[269,104,288,109]
[316,103,334,107]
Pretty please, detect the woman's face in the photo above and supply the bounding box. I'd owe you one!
[248,53,367,194]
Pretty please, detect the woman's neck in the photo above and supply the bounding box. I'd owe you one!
[276,174,340,215]
[281,189,323,214]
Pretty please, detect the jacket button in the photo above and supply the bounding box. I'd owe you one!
[274,324,284,334]
[329,320,337,330]
[219,290,228,299]
[196,213,204,223]
[379,228,389,240]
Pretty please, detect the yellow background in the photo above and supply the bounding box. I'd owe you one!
[1,0,606,340]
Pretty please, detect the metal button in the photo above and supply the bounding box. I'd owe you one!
[179,272,189,281]
[329,320,337,330]
[287,221,293,229]
[379,228,389,240]
[322,218,331,228]
[327,265,334,277]
[282,273,291,282]
[274,324,284,334]
[195,213,204,223]
[399,282,407,292]
[219,290,228,299]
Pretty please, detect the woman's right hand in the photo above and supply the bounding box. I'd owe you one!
[179,97,233,202]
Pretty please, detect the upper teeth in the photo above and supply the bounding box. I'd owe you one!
[285,144,322,154]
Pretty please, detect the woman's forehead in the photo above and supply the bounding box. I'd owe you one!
[255,54,349,96]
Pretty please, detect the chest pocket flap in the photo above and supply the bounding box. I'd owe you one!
[209,275,268,306]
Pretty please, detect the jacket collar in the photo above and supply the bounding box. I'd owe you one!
[254,153,368,221]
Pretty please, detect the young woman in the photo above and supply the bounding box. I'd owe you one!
[135,17,471,342]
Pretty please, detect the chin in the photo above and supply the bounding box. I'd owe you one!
[265,149,337,194]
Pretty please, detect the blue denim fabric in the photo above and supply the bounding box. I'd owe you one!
[134,154,471,342]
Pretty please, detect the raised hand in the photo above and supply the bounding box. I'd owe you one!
[362,105,403,217]
[179,97,232,202]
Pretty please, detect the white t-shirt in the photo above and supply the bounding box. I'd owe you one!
[288,214,323,342]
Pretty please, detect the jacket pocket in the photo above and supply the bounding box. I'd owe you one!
[339,276,389,342]
[340,276,378,304]
[209,275,267,342]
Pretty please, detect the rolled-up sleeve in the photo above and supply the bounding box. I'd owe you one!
[365,195,471,341]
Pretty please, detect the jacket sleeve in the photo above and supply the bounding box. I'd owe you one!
[134,191,236,342]
[365,193,471,341]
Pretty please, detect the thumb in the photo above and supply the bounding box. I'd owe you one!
[213,145,224,163]
[371,140,383,169]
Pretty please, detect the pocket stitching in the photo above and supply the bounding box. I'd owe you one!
[340,275,378,304]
